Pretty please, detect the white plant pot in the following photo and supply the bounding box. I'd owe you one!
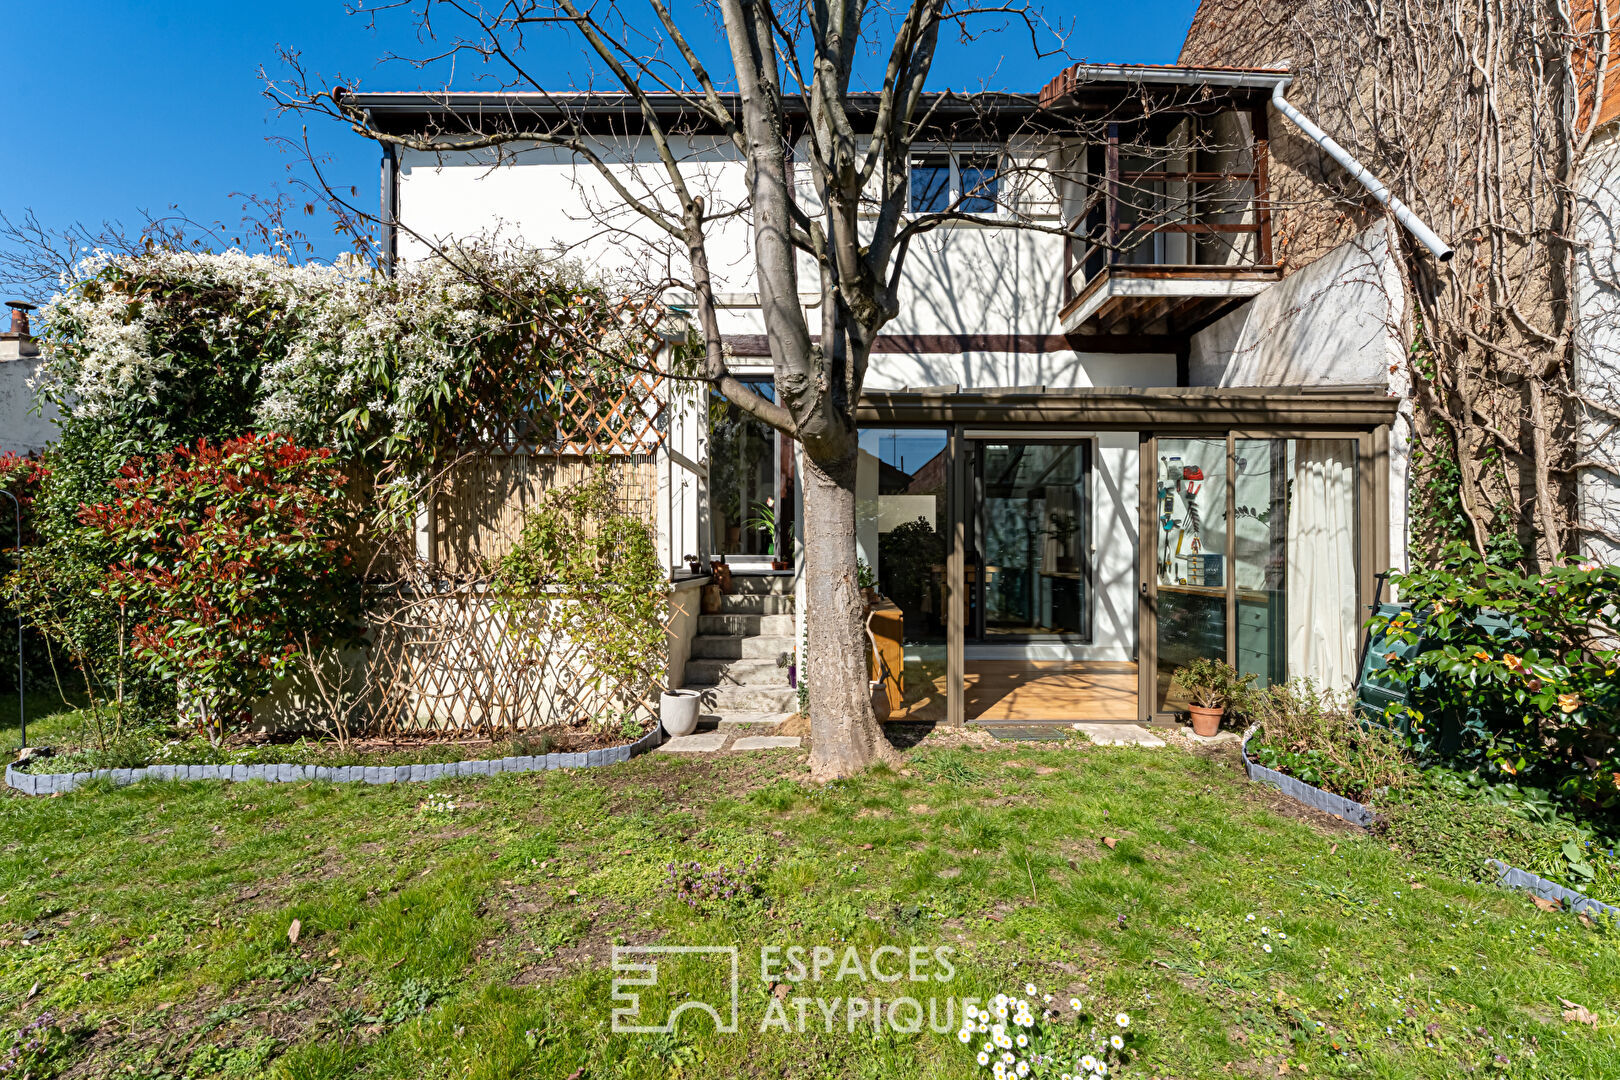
[660,689,702,737]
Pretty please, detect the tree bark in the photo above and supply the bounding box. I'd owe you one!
[800,448,898,780]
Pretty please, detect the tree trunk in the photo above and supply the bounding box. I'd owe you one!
[800,448,898,780]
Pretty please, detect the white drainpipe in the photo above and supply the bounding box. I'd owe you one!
[1270,78,1454,262]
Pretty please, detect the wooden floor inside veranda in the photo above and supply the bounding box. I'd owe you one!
[883,659,1140,723]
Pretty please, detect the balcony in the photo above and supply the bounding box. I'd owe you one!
[1057,111,1280,339]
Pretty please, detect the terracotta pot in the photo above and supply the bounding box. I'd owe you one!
[1188,704,1224,737]
[771,559,791,571]
[700,583,723,614]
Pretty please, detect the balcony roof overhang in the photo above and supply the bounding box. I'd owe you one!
[1058,264,1282,338]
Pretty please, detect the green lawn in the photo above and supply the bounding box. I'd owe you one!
[0,735,1616,1079]
[0,689,88,755]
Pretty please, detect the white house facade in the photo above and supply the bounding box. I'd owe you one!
[350,63,1417,728]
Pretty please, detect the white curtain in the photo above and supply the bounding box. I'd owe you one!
[1286,441,1358,689]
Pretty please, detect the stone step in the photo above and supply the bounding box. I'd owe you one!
[685,684,799,713]
[698,613,795,637]
[689,633,795,660]
[719,593,795,615]
[715,712,796,732]
[727,574,794,596]
[684,658,791,688]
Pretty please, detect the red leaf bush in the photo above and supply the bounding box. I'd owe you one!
[76,434,361,741]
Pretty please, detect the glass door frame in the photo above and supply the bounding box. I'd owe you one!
[1137,427,1383,724]
[967,436,1096,644]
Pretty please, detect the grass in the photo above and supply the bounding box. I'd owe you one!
[0,735,1617,1078]
[0,689,89,755]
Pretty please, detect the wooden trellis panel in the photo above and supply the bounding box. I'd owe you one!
[364,590,660,736]
[432,453,658,576]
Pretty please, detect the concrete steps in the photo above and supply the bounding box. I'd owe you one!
[684,657,792,688]
[680,575,799,723]
[692,684,799,713]
[698,613,795,637]
[689,633,795,660]
[719,593,794,615]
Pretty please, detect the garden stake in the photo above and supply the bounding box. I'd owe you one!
[0,489,20,748]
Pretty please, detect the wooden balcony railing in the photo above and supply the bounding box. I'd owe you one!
[1061,116,1275,308]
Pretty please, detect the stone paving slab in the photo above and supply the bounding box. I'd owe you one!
[731,735,802,751]
[1072,723,1165,748]
[717,712,794,730]
[657,732,729,753]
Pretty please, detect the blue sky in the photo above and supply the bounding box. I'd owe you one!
[1,0,1198,297]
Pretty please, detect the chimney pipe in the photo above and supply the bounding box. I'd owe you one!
[5,301,35,337]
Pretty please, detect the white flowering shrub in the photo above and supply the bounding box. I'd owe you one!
[19,244,668,736]
[955,985,1135,1080]
[35,245,641,472]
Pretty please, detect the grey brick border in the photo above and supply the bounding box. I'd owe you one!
[4,724,664,796]
[1486,859,1620,918]
[1240,725,1378,827]
[1241,727,1619,916]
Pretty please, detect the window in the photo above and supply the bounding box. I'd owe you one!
[908,149,1003,215]
[909,156,952,214]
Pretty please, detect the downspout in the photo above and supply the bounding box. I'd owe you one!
[377,121,399,277]
[1270,78,1454,262]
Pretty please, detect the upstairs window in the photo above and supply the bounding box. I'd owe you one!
[909,155,953,213]
[908,149,1002,215]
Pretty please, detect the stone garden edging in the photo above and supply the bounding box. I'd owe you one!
[3,724,666,796]
[1240,725,1620,916]
[1486,859,1620,918]
[1239,724,1378,827]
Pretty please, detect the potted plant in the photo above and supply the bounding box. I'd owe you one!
[856,557,878,605]
[1172,657,1256,737]
[660,686,703,737]
[746,500,790,570]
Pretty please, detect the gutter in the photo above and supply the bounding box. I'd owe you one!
[1269,78,1453,262]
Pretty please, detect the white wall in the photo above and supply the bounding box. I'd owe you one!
[0,355,57,455]
[1576,126,1620,563]
[1189,221,1410,573]
[396,140,1145,346]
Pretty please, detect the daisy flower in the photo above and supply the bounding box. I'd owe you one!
[978,1052,991,1066]
[958,1028,973,1043]
[1070,997,1083,1011]
[1080,1055,1097,1071]
[1263,943,1273,954]
[1016,1062,1030,1078]
[1115,1013,1131,1028]
[1016,1033,1029,1047]
[1025,983,1038,996]
[1110,1034,1124,1050]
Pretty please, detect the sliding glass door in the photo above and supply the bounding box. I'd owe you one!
[1144,433,1361,718]
[971,441,1092,641]
[1151,438,1228,711]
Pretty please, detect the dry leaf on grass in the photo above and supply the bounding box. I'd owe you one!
[1560,998,1599,1026]
[287,919,301,945]
[1530,894,1562,913]
[1103,837,1119,849]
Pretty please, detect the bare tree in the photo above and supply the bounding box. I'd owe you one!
[1183,0,1618,566]
[264,0,1089,778]
[269,0,1277,775]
